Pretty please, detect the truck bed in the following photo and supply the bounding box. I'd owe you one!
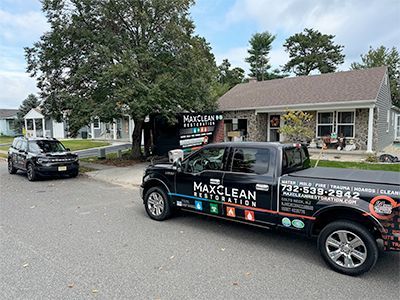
[290,167,399,186]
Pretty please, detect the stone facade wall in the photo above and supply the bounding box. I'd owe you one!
[224,109,375,150]
[353,108,378,151]
[223,110,266,141]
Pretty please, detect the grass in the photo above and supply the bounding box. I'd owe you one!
[0,136,14,144]
[311,160,400,172]
[60,140,111,151]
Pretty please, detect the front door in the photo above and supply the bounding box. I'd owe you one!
[174,147,227,215]
[222,146,277,225]
[269,115,280,142]
[17,139,28,169]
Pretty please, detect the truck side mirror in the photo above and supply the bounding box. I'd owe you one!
[173,158,183,173]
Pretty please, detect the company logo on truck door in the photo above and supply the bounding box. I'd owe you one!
[369,195,398,220]
[193,181,257,207]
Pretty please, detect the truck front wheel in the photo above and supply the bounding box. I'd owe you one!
[318,220,378,276]
[144,186,172,221]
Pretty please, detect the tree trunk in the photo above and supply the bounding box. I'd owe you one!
[131,118,144,159]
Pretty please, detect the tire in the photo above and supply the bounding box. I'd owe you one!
[26,163,38,181]
[8,159,17,174]
[70,170,79,178]
[318,220,378,276]
[144,186,172,221]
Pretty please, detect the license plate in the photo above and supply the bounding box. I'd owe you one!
[58,166,67,171]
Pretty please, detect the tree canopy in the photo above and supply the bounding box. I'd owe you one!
[26,0,218,158]
[283,28,345,76]
[351,46,400,107]
[217,58,245,93]
[245,32,277,81]
[16,94,40,130]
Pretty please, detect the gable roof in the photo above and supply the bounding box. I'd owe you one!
[24,107,44,119]
[218,66,387,111]
[0,109,19,119]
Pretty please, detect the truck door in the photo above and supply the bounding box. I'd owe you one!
[222,146,277,225]
[173,146,227,215]
[17,139,28,169]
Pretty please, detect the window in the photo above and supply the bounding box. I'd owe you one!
[20,140,28,152]
[282,146,310,174]
[231,148,270,174]
[26,119,34,130]
[93,117,100,129]
[185,147,225,173]
[29,140,66,153]
[337,111,355,138]
[317,112,334,137]
[12,139,21,150]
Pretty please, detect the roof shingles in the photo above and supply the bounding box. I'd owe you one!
[218,66,387,111]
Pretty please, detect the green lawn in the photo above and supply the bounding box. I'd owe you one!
[0,136,14,144]
[60,140,111,151]
[311,160,400,172]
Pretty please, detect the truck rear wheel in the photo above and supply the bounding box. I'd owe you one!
[318,220,378,276]
[144,186,172,221]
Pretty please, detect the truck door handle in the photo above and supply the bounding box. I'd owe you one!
[256,184,269,191]
[210,178,220,185]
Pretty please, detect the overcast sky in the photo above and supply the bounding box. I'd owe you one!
[1,0,399,108]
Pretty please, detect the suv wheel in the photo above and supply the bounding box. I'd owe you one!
[8,159,17,174]
[70,170,79,178]
[26,163,38,181]
[318,220,378,276]
[144,187,172,221]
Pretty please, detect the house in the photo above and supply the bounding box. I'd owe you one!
[0,109,19,136]
[218,66,398,152]
[23,107,134,141]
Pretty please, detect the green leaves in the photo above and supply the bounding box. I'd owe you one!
[351,46,400,107]
[283,28,345,76]
[280,110,314,143]
[26,0,218,156]
[245,31,276,81]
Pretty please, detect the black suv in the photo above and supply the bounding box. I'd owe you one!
[7,137,79,181]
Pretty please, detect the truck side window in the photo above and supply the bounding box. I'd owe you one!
[185,148,225,174]
[231,148,269,174]
[282,147,310,174]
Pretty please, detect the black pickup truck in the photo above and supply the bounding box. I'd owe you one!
[141,142,399,275]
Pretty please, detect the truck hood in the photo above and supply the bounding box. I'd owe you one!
[147,163,174,171]
[290,167,399,186]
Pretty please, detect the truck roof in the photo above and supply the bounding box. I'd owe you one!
[204,142,300,150]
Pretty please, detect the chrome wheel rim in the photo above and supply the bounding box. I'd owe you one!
[325,230,367,269]
[8,160,13,172]
[147,192,164,216]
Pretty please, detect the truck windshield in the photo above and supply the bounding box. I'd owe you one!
[29,140,66,153]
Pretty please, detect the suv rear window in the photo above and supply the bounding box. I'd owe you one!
[231,148,270,174]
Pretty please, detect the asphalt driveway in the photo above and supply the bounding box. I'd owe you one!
[0,161,399,299]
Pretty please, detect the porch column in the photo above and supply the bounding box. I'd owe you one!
[128,116,133,142]
[91,122,95,139]
[32,119,37,137]
[113,119,117,140]
[42,118,46,137]
[367,107,374,153]
[24,118,28,137]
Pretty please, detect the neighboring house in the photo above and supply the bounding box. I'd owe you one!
[218,66,397,152]
[23,107,134,141]
[0,109,19,136]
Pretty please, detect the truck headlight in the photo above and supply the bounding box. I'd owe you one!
[37,158,49,164]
